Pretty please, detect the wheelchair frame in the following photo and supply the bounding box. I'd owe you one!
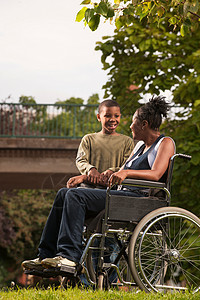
[72,153,200,293]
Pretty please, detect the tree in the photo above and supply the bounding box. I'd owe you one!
[48,95,101,137]
[55,96,84,107]
[77,0,200,36]
[94,17,200,111]
[94,17,200,214]
[0,189,54,285]
[87,93,100,104]
[162,104,200,215]
[0,95,39,137]
[19,95,36,105]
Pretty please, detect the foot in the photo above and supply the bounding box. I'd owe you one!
[21,258,43,271]
[41,256,76,269]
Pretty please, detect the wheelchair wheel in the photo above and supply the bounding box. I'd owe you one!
[129,207,200,293]
[86,234,134,288]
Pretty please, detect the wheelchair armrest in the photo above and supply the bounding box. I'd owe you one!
[121,178,166,189]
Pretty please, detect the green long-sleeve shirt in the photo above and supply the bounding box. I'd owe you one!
[76,132,134,175]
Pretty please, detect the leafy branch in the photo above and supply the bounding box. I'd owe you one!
[76,0,200,35]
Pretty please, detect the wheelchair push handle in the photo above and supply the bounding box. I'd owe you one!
[177,153,191,160]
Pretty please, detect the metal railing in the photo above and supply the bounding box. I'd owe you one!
[0,103,102,139]
[0,102,188,139]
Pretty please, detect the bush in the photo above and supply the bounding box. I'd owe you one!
[0,189,55,285]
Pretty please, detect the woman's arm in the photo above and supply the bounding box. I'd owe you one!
[109,138,175,186]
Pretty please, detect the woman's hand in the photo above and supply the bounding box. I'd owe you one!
[66,175,86,188]
[108,170,127,187]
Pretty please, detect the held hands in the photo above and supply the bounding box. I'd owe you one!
[67,169,119,189]
[87,168,112,186]
[108,170,127,187]
[67,168,113,188]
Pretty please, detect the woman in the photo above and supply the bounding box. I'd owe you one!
[109,96,175,187]
[22,95,175,271]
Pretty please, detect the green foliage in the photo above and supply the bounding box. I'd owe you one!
[87,93,100,104]
[77,0,200,35]
[35,95,101,138]
[0,189,54,284]
[19,95,36,105]
[55,97,84,106]
[51,95,101,137]
[162,105,200,216]
[0,262,8,289]
[95,17,200,111]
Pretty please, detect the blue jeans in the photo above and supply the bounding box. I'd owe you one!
[38,188,69,259]
[38,187,144,263]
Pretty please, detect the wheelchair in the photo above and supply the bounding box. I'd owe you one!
[72,153,200,293]
[26,153,200,293]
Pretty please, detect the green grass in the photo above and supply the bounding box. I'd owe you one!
[0,287,199,300]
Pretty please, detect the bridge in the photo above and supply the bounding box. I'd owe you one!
[0,137,81,190]
[0,103,103,190]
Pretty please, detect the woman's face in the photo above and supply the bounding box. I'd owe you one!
[130,111,143,140]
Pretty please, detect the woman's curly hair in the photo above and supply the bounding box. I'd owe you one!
[137,95,169,130]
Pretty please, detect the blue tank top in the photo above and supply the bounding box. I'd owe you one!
[123,134,168,183]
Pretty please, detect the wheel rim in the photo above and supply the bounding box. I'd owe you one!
[135,212,200,293]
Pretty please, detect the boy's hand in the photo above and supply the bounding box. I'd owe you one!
[66,175,86,188]
[108,170,127,187]
[101,169,114,184]
[88,168,101,185]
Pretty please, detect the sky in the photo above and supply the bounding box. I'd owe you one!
[0,0,114,104]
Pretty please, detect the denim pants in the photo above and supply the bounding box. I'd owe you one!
[38,187,144,263]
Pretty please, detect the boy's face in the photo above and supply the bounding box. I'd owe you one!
[97,106,121,135]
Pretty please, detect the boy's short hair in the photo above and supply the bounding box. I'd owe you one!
[98,100,120,114]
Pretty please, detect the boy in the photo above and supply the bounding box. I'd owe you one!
[72,99,134,186]
[22,100,134,273]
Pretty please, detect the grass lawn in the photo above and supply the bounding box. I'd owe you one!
[0,287,199,300]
